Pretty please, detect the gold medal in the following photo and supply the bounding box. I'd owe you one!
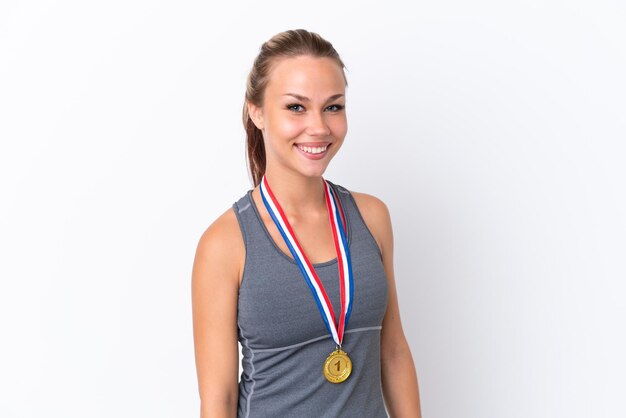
[323,348,352,383]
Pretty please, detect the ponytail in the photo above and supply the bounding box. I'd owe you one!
[242,102,265,187]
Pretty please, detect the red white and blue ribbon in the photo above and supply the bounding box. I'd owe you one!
[260,175,354,347]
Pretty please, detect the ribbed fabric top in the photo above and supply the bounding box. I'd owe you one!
[232,180,389,418]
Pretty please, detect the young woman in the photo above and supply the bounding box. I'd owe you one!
[192,29,422,418]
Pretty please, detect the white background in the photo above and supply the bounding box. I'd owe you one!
[1,1,625,417]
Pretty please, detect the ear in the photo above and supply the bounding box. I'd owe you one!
[247,102,264,131]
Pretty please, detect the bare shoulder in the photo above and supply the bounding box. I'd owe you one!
[350,190,390,216]
[349,190,393,256]
[193,205,245,287]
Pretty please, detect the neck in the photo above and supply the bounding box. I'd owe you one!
[261,168,327,216]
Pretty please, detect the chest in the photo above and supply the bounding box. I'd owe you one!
[237,236,389,350]
[254,193,341,265]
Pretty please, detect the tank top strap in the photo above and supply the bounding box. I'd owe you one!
[325,180,383,260]
[232,190,266,251]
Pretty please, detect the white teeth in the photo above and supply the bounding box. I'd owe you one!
[298,144,328,154]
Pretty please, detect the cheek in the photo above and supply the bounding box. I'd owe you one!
[329,116,348,138]
[267,113,306,139]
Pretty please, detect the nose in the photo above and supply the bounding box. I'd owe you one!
[306,111,331,136]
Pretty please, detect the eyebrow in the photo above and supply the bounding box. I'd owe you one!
[282,93,345,102]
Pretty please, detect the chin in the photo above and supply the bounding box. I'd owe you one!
[298,165,329,179]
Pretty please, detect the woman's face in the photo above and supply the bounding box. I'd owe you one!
[248,55,347,179]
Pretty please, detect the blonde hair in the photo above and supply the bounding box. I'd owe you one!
[242,29,348,186]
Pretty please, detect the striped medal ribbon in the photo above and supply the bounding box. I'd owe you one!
[259,175,354,383]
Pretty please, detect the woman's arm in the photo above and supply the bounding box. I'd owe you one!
[352,192,422,418]
[191,208,243,418]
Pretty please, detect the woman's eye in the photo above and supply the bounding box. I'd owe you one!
[325,104,345,112]
[287,104,305,112]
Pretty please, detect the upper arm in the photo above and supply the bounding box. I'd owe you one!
[350,191,409,359]
[191,207,244,410]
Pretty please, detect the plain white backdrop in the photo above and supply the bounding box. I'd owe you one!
[1,1,625,417]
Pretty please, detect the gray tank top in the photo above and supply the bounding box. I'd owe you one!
[233,180,389,418]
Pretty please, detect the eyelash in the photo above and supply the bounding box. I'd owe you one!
[286,104,345,113]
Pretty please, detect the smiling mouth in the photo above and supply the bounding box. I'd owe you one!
[295,143,331,154]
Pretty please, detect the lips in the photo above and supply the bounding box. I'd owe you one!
[298,144,327,153]
[294,142,331,160]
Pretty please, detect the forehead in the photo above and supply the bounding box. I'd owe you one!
[265,56,346,97]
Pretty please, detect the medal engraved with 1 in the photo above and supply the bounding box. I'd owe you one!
[260,175,354,384]
[323,348,352,383]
